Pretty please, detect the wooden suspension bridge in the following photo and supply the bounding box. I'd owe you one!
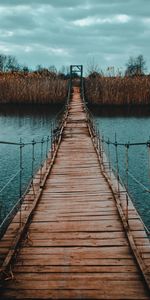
[0,65,150,299]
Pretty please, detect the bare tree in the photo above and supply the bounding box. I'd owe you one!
[36,64,44,72]
[0,54,7,72]
[86,57,100,76]
[136,55,147,75]
[6,55,20,72]
[22,65,29,73]
[48,65,57,74]
[125,54,147,76]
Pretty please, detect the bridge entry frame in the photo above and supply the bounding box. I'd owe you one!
[70,65,83,86]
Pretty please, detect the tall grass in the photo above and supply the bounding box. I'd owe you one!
[0,72,68,104]
[85,75,150,105]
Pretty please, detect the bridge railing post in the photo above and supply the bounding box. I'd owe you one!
[107,138,112,179]
[19,138,24,227]
[51,121,53,159]
[40,138,44,184]
[101,135,104,165]
[46,136,50,170]
[115,135,120,197]
[31,139,36,196]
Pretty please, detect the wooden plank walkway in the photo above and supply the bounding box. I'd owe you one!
[0,86,150,299]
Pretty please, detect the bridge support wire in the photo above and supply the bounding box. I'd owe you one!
[81,87,150,235]
[0,136,53,237]
[103,137,149,235]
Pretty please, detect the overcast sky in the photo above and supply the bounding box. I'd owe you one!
[0,0,150,73]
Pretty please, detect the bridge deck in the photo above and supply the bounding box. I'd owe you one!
[0,87,150,299]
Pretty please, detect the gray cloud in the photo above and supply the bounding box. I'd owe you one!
[0,0,150,72]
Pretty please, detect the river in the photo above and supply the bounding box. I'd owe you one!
[0,104,149,231]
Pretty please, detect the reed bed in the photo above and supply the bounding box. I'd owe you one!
[0,72,68,104]
[85,75,150,105]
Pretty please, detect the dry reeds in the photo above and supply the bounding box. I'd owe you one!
[85,75,150,105]
[0,72,68,104]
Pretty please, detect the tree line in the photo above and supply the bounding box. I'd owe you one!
[87,54,147,78]
[0,53,148,78]
[0,54,71,79]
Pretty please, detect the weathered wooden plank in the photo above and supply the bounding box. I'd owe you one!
[1,289,149,300]
[28,231,126,240]
[18,246,132,257]
[29,220,123,232]
[13,265,139,273]
[30,215,120,222]
[4,272,142,282]
[14,257,136,267]
[1,280,149,296]
[16,237,128,247]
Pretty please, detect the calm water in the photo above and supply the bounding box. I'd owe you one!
[0,104,61,224]
[92,107,150,230]
[0,104,150,231]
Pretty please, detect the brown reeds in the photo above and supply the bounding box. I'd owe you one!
[85,75,150,105]
[0,72,68,104]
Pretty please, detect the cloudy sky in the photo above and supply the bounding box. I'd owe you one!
[0,0,150,73]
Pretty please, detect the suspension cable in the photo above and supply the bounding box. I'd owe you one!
[0,169,21,194]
